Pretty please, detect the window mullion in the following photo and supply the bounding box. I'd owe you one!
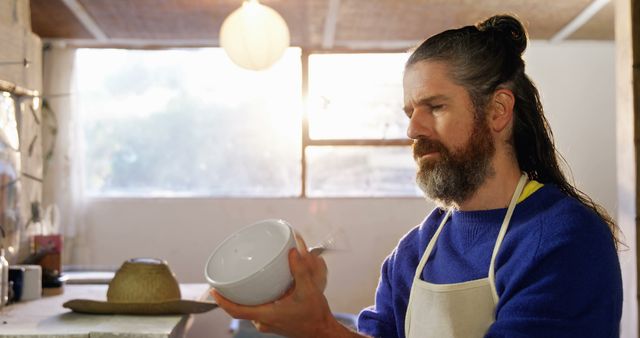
[301,49,310,198]
[307,139,411,147]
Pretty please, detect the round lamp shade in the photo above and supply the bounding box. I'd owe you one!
[220,0,290,71]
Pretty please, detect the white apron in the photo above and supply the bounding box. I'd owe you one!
[404,174,528,338]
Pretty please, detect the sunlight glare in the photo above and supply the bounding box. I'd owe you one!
[308,53,408,140]
[76,48,302,143]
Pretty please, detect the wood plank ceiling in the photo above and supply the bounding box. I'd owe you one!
[29,0,615,51]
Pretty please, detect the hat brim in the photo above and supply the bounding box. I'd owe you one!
[63,299,218,315]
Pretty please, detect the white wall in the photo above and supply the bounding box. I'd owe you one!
[83,198,432,337]
[526,41,617,218]
[67,41,617,337]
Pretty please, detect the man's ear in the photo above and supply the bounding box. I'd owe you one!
[489,88,515,133]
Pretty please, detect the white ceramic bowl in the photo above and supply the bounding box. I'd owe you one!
[205,219,297,305]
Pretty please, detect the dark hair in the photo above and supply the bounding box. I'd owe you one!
[406,14,621,248]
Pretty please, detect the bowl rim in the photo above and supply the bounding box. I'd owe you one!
[204,218,294,287]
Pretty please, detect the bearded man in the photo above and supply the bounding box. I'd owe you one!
[212,14,623,338]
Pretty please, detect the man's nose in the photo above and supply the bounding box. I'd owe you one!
[406,111,433,140]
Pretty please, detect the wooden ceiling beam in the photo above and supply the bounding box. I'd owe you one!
[61,0,108,41]
[321,0,341,49]
[551,0,611,42]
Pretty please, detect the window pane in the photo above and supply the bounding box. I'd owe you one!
[306,146,421,197]
[308,53,409,140]
[76,48,302,197]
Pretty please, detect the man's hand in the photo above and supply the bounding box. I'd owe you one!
[211,233,363,338]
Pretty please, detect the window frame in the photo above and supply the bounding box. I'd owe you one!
[300,49,412,198]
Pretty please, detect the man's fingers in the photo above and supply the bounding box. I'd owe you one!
[289,247,307,277]
[210,289,247,318]
[210,289,267,320]
[294,231,310,254]
[289,248,314,282]
[252,320,275,334]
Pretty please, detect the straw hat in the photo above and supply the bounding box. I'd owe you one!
[63,258,218,315]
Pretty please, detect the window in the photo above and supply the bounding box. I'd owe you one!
[305,53,420,197]
[307,54,409,140]
[306,146,417,197]
[76,49,420,198]
[76,48,302,197]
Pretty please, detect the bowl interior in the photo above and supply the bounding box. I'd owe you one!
[207,220,292,284]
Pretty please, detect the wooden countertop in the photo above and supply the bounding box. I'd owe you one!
[0,283,214,338]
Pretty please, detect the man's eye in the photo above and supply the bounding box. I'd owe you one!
[431,104,444,111]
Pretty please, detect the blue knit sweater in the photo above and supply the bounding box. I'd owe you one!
[357,185,622,338]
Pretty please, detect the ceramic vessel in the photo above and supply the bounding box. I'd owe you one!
[205,219,296,306]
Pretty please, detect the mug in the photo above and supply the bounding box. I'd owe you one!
[10,265,41,301]
[8,266,24,302]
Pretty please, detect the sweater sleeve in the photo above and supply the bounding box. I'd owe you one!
[486,206,622,338]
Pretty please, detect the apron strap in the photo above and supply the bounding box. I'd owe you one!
[487,173,528,304]
[405,208,451,336]
[413,209,452,280]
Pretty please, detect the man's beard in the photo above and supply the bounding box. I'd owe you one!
[413,115,496,207]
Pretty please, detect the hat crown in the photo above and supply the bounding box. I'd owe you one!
[107,258,181,303]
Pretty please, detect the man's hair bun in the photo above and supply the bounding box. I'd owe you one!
[477,15,528,56]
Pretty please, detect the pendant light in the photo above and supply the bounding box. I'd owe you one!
[219,0,290,71]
